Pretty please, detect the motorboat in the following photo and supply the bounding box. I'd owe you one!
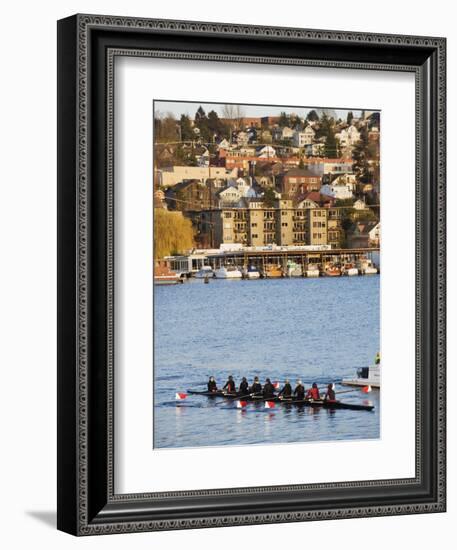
[356,257,378,275]
[286,261,303,277]
[263,264,283,278]
[242,265,261,279]
[342,362,380,388]
[194,265,214,279]
[323,263,342,277]
[343,263,359,276]
[305,264,320,277]
[214,265,243,279]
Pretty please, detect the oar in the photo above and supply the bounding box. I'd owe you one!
[214,392,262,406]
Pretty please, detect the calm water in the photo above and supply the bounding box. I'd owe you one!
[154,276,380,449]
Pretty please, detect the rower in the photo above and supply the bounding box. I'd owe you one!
[324,383,336,402]
[223,375,236,394]
[250,376,262,395]
[263,378,276,398]
[294,380,305,400]
[207,376,218,392]
[239,377,249,394]
[278,379,292,399]
[306,382,320,400]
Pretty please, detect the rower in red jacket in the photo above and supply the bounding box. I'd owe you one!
[306,382,320,400]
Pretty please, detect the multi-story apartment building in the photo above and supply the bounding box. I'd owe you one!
[199,199,342,248]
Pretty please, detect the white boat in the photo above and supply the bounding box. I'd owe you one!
[343,263,359,276]
[356,257,378,275]
[286,261,303,277]
[214,265,243,279]
[305,264,320,278]
[342,363,380,388]
[194,265,214,279]
[242,265,261,279]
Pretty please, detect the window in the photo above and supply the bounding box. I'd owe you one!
[224,212,232,218]
[252,234,258,239]
[282,222,288,227]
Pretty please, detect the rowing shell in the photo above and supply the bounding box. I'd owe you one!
[186,390,374,411]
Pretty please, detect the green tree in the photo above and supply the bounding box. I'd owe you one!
[207,110,226,140]
[262,187,277,207]
[346,111,354,125]
[278,111,290,127]
[180,114,194,141]
[154,208,195,258]
[352,125,372,184]
[306,109,319,122]
[324,131,339,158]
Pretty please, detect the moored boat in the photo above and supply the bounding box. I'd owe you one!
[286,260,303,277]
[242,265,261,279]
[343,263,359,276]
[263,264,283,278]
[356,256,378,275]
[214,265,243,279]
[154,260,182,285]
[305,264,320,278]
[194,265,214,279]
[323,263,342,277]
[342,362,380,388]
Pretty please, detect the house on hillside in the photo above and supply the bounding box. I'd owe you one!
[165,179,212,211]
[293,126,315,147]
[279,168,322,196]
[346,221,378,248]
[256,145,276,158]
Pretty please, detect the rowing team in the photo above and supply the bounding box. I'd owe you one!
[208,376,336,401]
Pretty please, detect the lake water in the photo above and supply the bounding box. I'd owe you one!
[154,276,380,449]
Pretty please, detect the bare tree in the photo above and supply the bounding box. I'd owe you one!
[222,104,245,130]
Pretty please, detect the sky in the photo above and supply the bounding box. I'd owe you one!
[153,100,375,121]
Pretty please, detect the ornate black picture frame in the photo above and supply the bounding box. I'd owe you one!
[57,14,446,535]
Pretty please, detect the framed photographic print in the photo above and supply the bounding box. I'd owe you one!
[57,14,446,535]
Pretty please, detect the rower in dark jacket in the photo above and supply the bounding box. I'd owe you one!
[207,376,218,392]
[294,380,305,400]
[278,379,292,398]
[239,377,249,394]
[223,375,236,393]
[263,378,276,398]
[324,383,336,401]
[250,376,262,394]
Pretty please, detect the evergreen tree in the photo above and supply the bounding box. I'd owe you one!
[180,114,193,141]
[346,111,354,125]
[306,109,319,122]
[278,111,290,127]
[262,187,277,208]
[352,125,372,185]
[194,106,210,142]
[207,110,226,140]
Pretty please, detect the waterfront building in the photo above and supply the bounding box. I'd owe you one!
[199,199,343,248]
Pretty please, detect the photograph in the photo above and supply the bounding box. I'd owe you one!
[153,100,381,450]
